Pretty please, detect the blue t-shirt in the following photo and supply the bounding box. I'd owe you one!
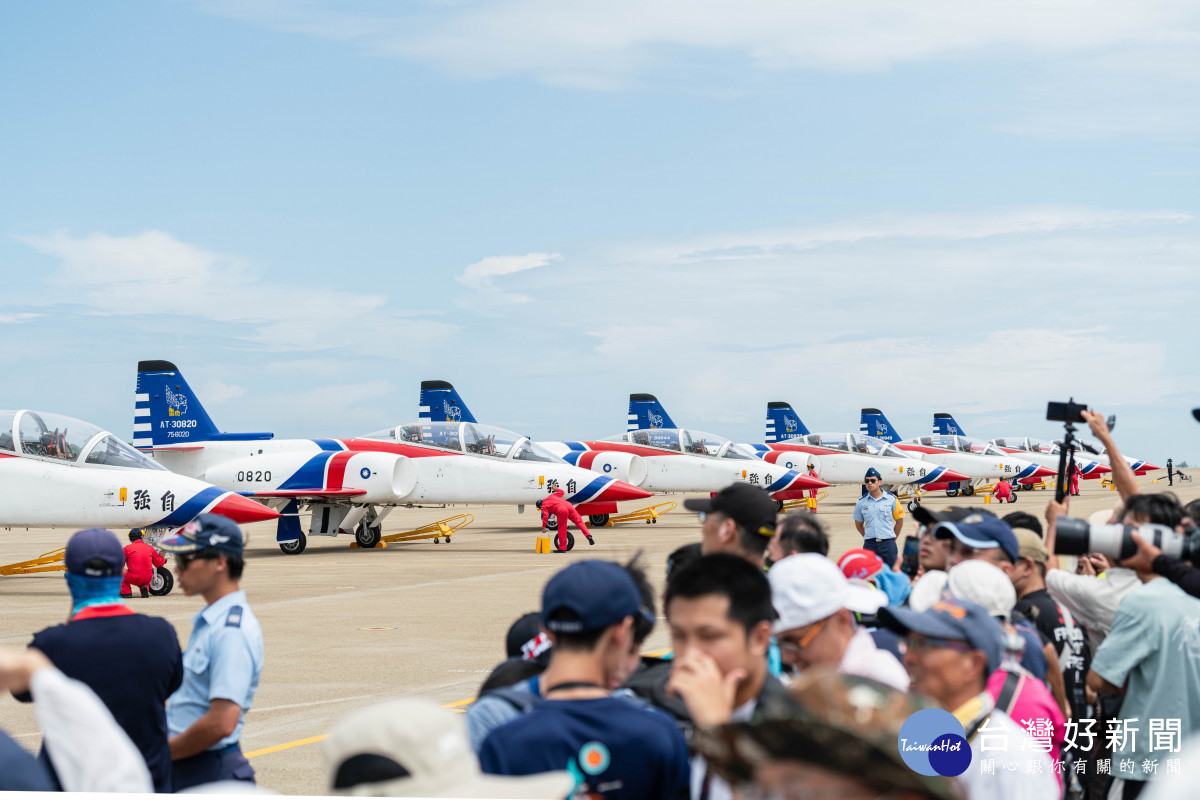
[1014,621,1048,680]
[0,731,53,791]
[479,696,690,799]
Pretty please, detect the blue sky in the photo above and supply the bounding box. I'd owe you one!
[1,1,1197,462]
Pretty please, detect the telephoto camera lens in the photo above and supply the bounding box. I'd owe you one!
[1054,517,1199,562]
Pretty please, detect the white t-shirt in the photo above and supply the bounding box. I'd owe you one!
[957,704,1059,800]
[840,627,910,691]
[1045,567,1140,652]
[690,698,755,800]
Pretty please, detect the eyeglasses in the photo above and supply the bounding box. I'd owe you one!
[778,616,831,652]
[864,478,879,484]
[175,552,215,569]
[905,635,974,654]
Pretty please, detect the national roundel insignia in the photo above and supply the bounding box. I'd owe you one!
[578,741,610,775]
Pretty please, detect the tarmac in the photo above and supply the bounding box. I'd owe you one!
[1,472,1196,795]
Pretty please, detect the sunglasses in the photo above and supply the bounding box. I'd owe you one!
[864,478,880,484]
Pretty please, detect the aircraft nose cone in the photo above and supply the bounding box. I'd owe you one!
[795,474,830,490]
[1033,464,1057,478]
[942,469,972,484]
[1093,463,1112,474]
[600,480,653,502]
[210,493,280,524]
[1142,463,1161,471]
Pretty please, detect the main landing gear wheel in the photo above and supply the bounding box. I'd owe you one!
[588,514,610,527]
[355,523,382,549]
[553,532,576,552]
[907,499,921,513]
[945,488,959,498]
[279,533,307,555]
[961,484,976,497]
[148,566,173,596]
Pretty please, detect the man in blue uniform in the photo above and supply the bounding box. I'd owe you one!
[479,560,690,799]
[159,514,264,792]
[852,467,904,569]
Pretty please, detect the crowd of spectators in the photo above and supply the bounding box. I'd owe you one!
[2,406,1198,800]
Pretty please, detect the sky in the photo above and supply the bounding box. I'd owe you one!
[1,1,1197,462]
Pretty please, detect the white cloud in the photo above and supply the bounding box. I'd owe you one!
[18,229,459,356]
[0,313,39,324]
[199,380,247,403]
[456,251,560,304]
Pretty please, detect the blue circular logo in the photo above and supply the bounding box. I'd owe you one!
[603,463,612,473]
[898,709,969,777]
[578,741,610,775]
[360,467,371,480]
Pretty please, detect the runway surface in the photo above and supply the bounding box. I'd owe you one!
[1,473,1195,794]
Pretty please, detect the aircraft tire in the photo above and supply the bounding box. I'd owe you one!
[588,514,610,527]
[945,488,959,498]
[553,532,576,552]
[148,566,173,596]
[962,484,975,497]
[775,500,785,512]
[907,499,921,513]
[279,533,307,555]
[356,524,381,549]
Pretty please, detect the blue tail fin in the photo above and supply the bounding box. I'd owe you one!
[859,407,901,443]
[933,412,967,437]
[628,394,676,431]
[418,380,477,424]
[765,402,809,442]
[134,360,272,447]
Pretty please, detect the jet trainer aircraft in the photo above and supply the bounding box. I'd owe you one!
[921,413,1113,482]
[537,394,829,502]
[749,402,969,490]
[135,362,650,554]
[0,408,278,532]
[857,408,1056,496]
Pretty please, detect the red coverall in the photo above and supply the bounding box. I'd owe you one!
[541,488,590,551]
[1069,464,1081,496]
[807,468,820,501]
[121,539,165,597]
[992,480,1012,503]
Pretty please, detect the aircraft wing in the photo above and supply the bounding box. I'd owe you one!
[243,489,368,499]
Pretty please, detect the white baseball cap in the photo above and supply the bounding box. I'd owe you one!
[946,560,1016,618]
[907,570,949,613]
[769,554,887,633]
[325,699,573,798]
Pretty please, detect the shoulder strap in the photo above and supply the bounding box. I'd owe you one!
[482,685,540,713]
[996,669,1025,716]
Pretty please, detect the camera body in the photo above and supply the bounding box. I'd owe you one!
[1047,400,1088,424]
[1054,517,1200,563]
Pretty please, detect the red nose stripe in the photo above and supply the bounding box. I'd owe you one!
[597,480,653,502]
[942,469,972,484]
[210,494,280,524]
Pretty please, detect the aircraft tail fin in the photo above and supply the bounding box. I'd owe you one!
[859,407,901,443]
[135,360,272,448]
[765,402,809,442]
[418,380,477,424]
[933,412,967,436]
[628,393,677,431]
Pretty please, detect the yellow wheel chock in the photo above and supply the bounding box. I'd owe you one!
[780,490,831,512]
[604,501,678,526]
[0,547,68,576]
[351,513,474,548]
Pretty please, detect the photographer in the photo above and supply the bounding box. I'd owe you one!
[1116,496,1200,599]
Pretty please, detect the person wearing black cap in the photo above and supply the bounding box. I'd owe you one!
[684,483,778,569]
[158,514,264,792]
[120,528,166,599]
[13,527,182,792]
[479,560,689,799]
[853,467,904,569]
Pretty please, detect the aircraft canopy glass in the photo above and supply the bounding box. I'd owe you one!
[363,422,558,462]
[0,411,14,452]
[994,437,1058,455]
[850,435,908,458]
[606,429,750,459]
[17,411,105,462]
[800,433,850,452]
[84,435,167,470]
[910,435,1007,456]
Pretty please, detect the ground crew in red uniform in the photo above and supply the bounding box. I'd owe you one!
[991,479,1013,503]
[121,529,165,599]
[806,464,820,504]
[1069,463,1082,496]
[537,488,593,551]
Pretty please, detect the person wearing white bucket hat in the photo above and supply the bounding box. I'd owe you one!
[768,554,908,690]
[325,698,571,798]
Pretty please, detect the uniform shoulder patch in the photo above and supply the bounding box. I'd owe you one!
[225,606,243,627]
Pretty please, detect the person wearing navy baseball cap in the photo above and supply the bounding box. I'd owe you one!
[933,512,1020,575]
[853,468,904,569]
[684,482,777,568]
[878,597,1058,798]
[479,561,690,799]
[160,515,264,792]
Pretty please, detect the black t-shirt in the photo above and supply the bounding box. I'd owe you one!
[21,612,183,792]
[1015,588,1091,714]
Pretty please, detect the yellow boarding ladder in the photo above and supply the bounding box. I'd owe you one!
[0,547,68,576]
[604,501,678,526]
[352,513,474,548]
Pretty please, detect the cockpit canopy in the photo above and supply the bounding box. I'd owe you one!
[362,421,559,463]
[993,437,1059,455]
[801,433,907,459]
[907,434,1009,457]
[604,428,753,459]
[0,410,166,470]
